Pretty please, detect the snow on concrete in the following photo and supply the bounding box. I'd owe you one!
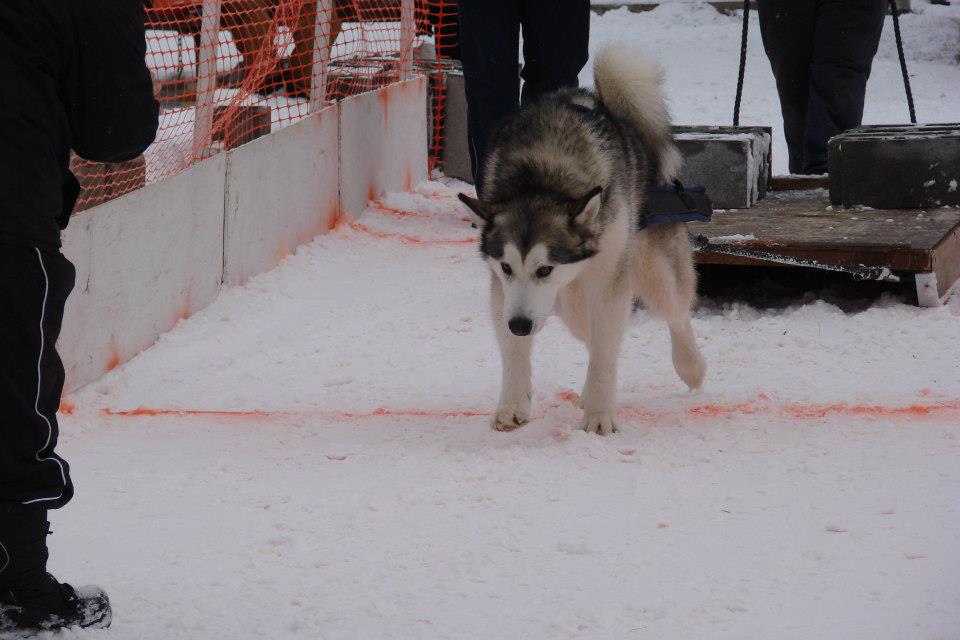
[52,180,960,639]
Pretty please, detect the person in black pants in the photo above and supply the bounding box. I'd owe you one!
[757,0,886,175]
[0,0,158,632]
[457,0,590,192]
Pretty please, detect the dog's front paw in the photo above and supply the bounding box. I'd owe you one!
[492,401,530,432]
[580,411,618,436]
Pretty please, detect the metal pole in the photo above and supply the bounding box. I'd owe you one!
[193,0,222,160]
[399,0,415,80]
[310,0,333,112]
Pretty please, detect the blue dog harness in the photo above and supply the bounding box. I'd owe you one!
[564,101,713,229]
[639,181,713,230]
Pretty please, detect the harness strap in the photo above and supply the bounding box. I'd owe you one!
[639,180,713,230]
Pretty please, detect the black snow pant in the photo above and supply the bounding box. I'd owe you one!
[757,0,885,175]
[457,0,590,193]
[0,244,75,511]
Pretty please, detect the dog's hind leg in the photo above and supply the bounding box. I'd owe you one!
[633,226,706,390]
[489,275,533,431]
[579,260,632,435]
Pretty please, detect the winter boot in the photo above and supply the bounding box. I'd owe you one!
[0,507,111,635]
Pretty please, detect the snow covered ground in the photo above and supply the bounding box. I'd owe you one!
[576,1,960,174]
[45,5,960,639]
[52,178,960,639]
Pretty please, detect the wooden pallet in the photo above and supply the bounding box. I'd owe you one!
[694,186,960,306]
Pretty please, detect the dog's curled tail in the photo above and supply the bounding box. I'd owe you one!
[593,46,682,183]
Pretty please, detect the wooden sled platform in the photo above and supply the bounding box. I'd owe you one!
[694,180,960,306]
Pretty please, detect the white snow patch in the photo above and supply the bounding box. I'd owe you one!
[52,180,960,640]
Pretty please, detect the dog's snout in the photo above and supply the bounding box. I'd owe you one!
[508,317,533,336]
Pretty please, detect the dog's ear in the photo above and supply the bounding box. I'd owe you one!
[458,193,491,229]
[572,186,603,227]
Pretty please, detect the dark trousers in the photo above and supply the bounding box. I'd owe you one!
[0,244,75,510]
[758,0,885,174]
[457,0,590,192]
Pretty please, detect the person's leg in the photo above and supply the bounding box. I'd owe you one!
[804,0,885,174]
[457,0,521,192]
[0,245,74,510]
[0,246,107,631]
[757,0,817,174]
[517,0,589,106]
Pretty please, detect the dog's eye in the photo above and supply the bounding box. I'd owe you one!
[500,263,513,276]
[535,266,554,278]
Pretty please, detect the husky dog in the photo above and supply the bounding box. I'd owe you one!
[458,47,706,435]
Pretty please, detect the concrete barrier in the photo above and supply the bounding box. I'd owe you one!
[59,77,428,390]
[339,75,429,217]
[60,154,227,391]
[223,104,340,286]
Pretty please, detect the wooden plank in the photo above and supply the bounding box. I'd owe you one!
[695,190,960,273]
[932,220,960,297]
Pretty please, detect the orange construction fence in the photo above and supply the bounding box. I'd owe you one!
[73,0,460,213]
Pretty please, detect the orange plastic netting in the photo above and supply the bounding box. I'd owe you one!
[73,0,460,212]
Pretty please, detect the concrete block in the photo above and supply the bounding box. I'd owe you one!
[673,126,772,209]
[439,71,473,184]
[828,124,960,209]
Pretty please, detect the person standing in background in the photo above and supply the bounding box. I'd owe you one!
[457,0,590,192]
[0,0,158,632]
[757,0,886,175]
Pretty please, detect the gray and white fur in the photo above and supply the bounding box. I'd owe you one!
[459,46,706,435]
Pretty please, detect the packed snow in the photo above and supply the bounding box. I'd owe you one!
[46,4,960,639]
[52,178,960,639]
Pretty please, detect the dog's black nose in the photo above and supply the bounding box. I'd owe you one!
[508,317,533,336]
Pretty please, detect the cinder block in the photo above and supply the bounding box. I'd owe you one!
[440,71,473,184]
[672,126,772,209]
[212,105,272,150]
[828,124,960,209]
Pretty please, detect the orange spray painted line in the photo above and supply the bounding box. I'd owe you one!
[101,406,492,420]
[369,199,473,224]
[98,396,960,423]
[347,222,475,246]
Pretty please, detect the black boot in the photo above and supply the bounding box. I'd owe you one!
[0,508,111,635]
